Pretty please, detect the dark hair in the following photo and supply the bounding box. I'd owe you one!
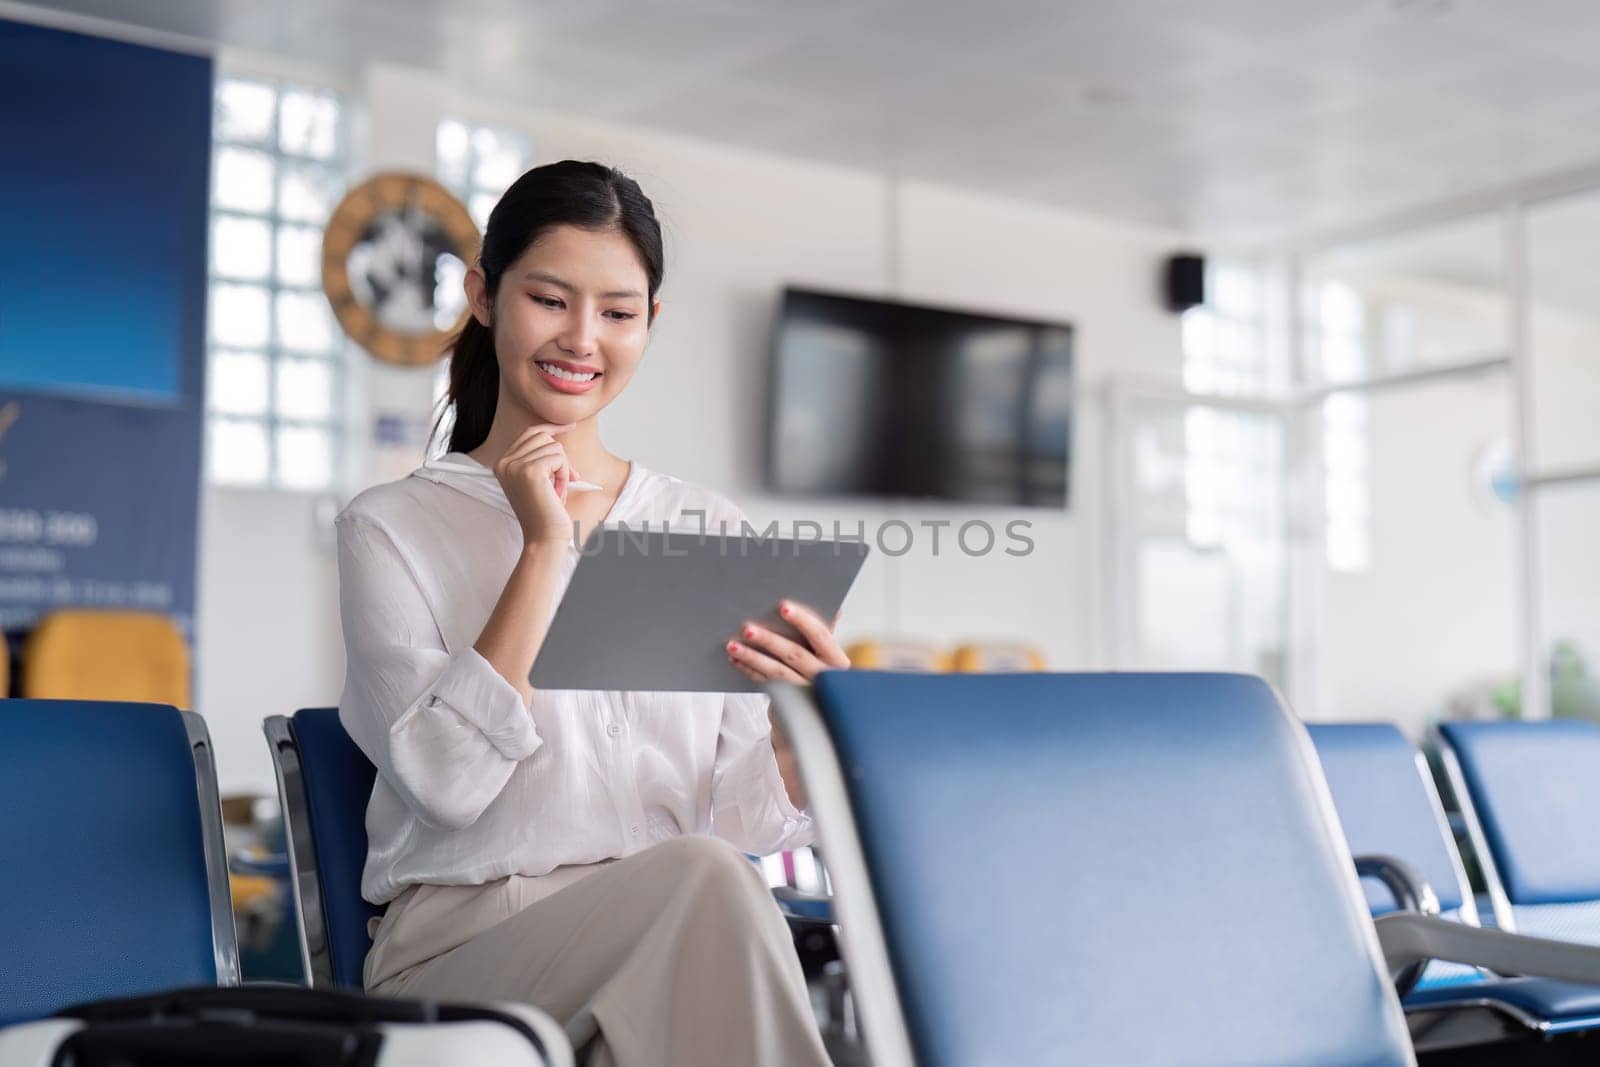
[432,160,665,455]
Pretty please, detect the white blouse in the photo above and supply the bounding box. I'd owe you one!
[335,452,815,905]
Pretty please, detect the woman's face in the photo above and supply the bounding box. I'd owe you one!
[469,223,657,427]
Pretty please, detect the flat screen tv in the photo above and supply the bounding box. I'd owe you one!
[765,287,1073,508]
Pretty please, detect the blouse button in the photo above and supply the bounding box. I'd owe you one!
[606,722,622,738]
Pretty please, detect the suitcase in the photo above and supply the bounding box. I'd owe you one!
[0,985,572,1067]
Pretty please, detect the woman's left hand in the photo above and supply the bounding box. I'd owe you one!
[726,600,849,812]
[725,599,851,686]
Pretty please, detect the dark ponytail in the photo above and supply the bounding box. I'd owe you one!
[431,160,666,456]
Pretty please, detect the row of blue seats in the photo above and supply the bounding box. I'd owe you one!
[1311,720,1600,1046]
[0,700,362,1024]
[785,674,1600,1065]
[6,678,1600,1065]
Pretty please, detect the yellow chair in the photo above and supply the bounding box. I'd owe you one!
[950,643,1047,673]
[845,639,953,672]
[22,610,191,707]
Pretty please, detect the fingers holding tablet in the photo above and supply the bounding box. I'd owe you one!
[726,634,807,685]
[778,599,851,668]
[726,599,851,685]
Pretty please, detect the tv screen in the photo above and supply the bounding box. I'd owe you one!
[766,287,1073,507]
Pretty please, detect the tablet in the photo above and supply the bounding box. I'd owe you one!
[528,524,870,692]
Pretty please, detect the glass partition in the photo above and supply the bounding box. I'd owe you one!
[1526,191,1600,474]
[1296,212,1516,728]
[1533,480,1600,720]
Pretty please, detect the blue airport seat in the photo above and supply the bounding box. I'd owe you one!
[1311,721,1600,1042]
[771,671,1414,1067]
[264,708,381,990]
[772,885,834,924]
[1306,723,1489,993]
[0,699,239,1023]
[268,708,841,991]
[1429,719,1600,1035]
[1438,720,1600,936]
[1403,975,1600,1037]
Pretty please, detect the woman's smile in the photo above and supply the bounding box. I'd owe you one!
[534,358,603,393]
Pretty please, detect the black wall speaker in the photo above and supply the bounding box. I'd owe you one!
[1164,253,1205,313]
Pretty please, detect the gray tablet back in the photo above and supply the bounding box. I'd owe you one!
[529,524,870,692]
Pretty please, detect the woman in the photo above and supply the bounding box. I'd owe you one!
[335,160,848,1066]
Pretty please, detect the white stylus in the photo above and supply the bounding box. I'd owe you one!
[567,479,604,492]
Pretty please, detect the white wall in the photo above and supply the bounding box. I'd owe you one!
[197,488,344,790]
[197,60,1183,796]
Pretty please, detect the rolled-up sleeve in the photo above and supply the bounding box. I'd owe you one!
[335,513,541,831]
[710,691,815,855]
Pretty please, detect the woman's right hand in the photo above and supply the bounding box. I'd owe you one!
[493,422,580,548]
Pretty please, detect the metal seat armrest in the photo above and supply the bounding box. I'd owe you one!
[1355,853,1440,998]
[1375,913,1600,986]
[1354,854,1441,918]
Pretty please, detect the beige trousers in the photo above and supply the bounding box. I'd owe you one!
[365,834,833,1067]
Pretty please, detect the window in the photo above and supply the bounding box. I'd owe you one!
[1171,260,1289,682]
[1180,262,1285,548]
[431,120,533,451]
[207,77,346,490]
[436,119,533,232]
[1180,262,1284,398]
[1308,280,1372,572]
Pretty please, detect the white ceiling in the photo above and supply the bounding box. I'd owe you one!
[16,0,1600,242]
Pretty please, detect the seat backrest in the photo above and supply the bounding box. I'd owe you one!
[0,699,236,1023]
[22,611,191,707]
[787,671,1413,1067]
[1309,723,1491,995]
[270,707,380,989]
[1307,723,1473,917]
[1439,720,1600,940]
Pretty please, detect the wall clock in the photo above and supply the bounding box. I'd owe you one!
[322,172,480,366]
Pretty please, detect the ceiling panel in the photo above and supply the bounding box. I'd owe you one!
[12,0,1600,242]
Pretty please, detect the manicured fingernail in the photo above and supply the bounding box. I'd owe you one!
[743,626,757,638]
[779,601,792,616]
[726,641,739,654]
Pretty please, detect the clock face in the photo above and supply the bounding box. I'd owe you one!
[322,173,481,366]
